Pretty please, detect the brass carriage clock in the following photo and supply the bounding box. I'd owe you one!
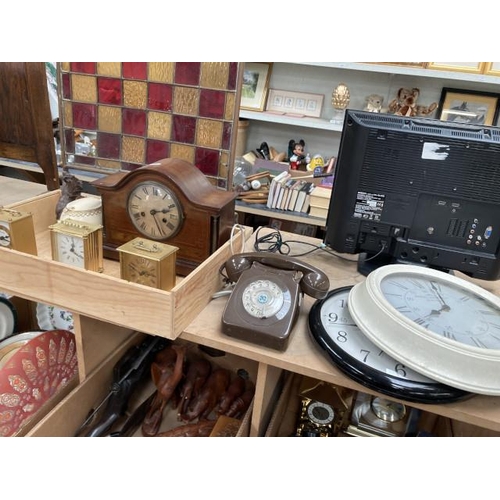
[0,208,37,255]
[117,237,178,291]
[49,218,103,272]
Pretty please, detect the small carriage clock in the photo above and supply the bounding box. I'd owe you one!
[49,218,103,272]
[0,208,37,255]
[117,237,178,291]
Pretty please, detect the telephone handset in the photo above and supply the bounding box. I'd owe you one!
[221,252,330,350]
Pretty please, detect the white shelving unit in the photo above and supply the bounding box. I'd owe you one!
[241,62,500,161]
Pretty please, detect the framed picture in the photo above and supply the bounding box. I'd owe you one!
[240,62,273,111]
[266,89,324,118]
[436,88,500,126]
[428,62,485,74]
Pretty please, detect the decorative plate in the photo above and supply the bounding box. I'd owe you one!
[36,303,74,332]
[0,329,78,437]
[0,296,17,341]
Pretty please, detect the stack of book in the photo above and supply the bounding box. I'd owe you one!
[267,172,316,213]
[308,186,332,219]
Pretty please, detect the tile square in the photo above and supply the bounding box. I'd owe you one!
[72,103,97,129]
[122,108,147,136]
[148,62,174,83]
[98,77,122,105]
[98,106,122,134]
[63,101,73,128]
[97,132,121,158]
[74,155,96,166]
[123,80,147,108]
[148,83,173,111]
[71,75,97,103]
[70,62,96,74]
[199,89,225,119]
[62,73,71,99]
[228,62,238,91]
[97,62,121,77]
[195,147,219,176]
[64,129,75,153]
[224,93,236,121]
[146,139,170,164]
[172,115,196,143]
[222,121,232,150]
[123,62,147,80]
[122,136,146,164]
[148,111,172,141]
[196,118,223,149]
[200,62,229,89]
[175,62,201,85]
[170,143,195,164]
[173,87,199,116]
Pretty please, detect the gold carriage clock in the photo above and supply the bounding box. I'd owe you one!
[49,219,103,272]
[0,208,37,255]
[117,237,178,291]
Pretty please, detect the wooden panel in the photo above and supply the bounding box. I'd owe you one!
[0,62,59,190]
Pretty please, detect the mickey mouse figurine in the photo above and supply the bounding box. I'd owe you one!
[288,139,307,170]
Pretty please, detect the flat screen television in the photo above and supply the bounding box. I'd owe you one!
[324,109,500,280]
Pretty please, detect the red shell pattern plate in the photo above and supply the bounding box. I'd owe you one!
[0,330,78,436]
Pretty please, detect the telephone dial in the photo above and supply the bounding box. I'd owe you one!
[221,252,330,350]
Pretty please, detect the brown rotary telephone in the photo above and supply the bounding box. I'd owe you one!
[221,253,330,350]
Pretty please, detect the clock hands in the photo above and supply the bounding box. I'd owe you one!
[429,281,451,312]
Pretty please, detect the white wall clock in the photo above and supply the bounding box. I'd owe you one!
[308,286,468,403]
[349,264,500,395]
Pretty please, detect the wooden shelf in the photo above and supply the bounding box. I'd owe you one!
[235,200,326,227]
[239,110,343,132]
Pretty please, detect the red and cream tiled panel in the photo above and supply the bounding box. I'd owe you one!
[58,62,242,188]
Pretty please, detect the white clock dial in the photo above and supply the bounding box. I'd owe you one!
[127,181,183,241]
[0,224,11,248]
[57,234,85,268]
[349,264,500,395]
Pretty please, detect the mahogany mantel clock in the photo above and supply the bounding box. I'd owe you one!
[91,158,236,276]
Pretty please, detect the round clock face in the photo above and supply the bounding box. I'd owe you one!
[0,224,11,248]
[306,400,335,425]
[127,256,158,287]
[127,181,184,241]
[349,264,500,395]
[308,286,469,403]
[370,397,406,423]
[57,234,85,268]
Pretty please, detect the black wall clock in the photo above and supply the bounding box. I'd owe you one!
[308,286,470,404]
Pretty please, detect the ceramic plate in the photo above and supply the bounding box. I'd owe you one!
[0,296,17,341]
[36,303,74,332]
[0,331,43,369]
[0,329,78,436]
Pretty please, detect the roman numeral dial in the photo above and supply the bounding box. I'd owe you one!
[127,181,184,241]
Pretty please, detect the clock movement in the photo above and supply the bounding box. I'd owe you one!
[91,158,236,276]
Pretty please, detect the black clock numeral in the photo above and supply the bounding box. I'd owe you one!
[394,363,407,378]
[142,186,149,195]
[336,330,348,343]
[396,305,412,313]
[328,312,338,323]
[471,337,487,348]
[443,330,456,341]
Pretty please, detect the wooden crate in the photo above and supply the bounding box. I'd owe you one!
[2,190,252,339]
[27,333,257,437]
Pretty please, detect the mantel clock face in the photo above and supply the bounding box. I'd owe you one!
[91,158,236,276]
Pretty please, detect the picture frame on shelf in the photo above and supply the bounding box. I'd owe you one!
[436,87,500,126]
[428,62,485,73]
[240,62,273,111]
[266,89,324,118]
